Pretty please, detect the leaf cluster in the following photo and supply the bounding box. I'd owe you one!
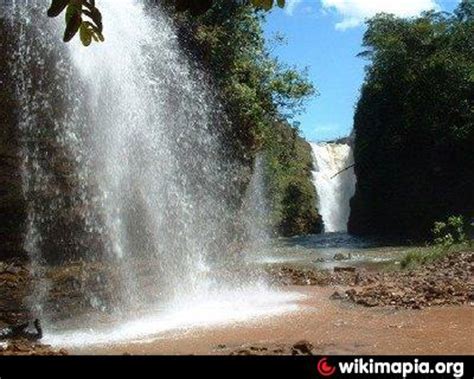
[47,0,104,46]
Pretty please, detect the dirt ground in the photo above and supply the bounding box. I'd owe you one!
[71,286,474,355]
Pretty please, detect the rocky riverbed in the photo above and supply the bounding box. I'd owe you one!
[267,250,473,309]
[1,250,473,355]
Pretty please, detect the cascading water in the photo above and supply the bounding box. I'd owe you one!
[242,154,272,249]
[4,1,300,346]
[310,142,356,233]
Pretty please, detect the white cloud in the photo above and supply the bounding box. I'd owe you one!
[285,0,303,15]
[321,0,441,30]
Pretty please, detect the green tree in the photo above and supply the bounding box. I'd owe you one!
[170,1,321,235]
[349,1,474,239]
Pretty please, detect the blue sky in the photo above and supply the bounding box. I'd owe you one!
[263,0,460,142]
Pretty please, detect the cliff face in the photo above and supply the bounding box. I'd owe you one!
[0,5,322,266]
[349,129,474,239]
[168,4,322,237]
[269,128,323,237]
[0,26,26,260]
[348,71,474,239]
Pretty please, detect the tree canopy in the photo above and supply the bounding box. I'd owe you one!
[170,1,321,235]
[349,0,474,238]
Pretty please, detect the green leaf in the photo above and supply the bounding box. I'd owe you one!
[277,0,285,9]
[83,7,103,32]
[63,6,82,42]
[251,0,274,11]
[82,21,104,43]
[65,3,81,23]
[79,22,92,46]
[47,0,69,18]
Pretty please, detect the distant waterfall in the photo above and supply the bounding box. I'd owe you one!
[310,142,356,233]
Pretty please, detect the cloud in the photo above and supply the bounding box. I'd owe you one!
[285,0,303,15]
[321,0,441,30]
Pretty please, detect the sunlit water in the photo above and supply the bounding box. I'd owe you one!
[247,232,410,271]
[4,1,305,346]
[43,287,304,348]
[310,142,356,233]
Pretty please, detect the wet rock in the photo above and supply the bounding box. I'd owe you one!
[330,291,346,300]
[6,264,21,275]
[0,340,67,356]
[267,265,331,286]
[334,266,356,273]
[227,341,316,356]
[334,253,351,261]
[0,262,8,273]
[344,251,473,309]
[291,340,314,355]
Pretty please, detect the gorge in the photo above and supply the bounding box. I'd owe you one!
[0,0,472,357]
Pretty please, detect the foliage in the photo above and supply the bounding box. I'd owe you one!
[47,0,104,45]
[349,1,474,239]
[169,1,320,235]
[432,215,467,247]
[47,0,285,46]
[264,123,322,235]
[45,0,318,235]
[399,242,469,269]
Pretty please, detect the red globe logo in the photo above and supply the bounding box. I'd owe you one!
[317,357,336,377]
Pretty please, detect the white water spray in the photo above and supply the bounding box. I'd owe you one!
[310,142,356,233]
[242,154,272,248]
[5,1,301,346]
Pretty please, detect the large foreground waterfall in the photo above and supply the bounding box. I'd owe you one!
[4,1,298,345]
[310,142,356,233]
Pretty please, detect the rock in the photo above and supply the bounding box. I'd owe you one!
[291,340,314,355]
[230,349,253,356]
[6,265,21,275]
[341,252,473,309]
[0,262,8,273]
[334,266,356,273]
[330,291,346,300]
[334,253,350,261]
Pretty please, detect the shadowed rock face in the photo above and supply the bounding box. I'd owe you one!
[0,15,105,265]
[0,22,26,261]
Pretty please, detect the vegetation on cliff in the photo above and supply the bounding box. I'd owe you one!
[349,1,474,239]
[45,0,287,47]
[168,1,322,235]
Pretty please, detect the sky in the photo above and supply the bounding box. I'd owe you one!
[263,0,460,142]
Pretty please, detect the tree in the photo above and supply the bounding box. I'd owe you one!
[169,1,321,235]
[348,1,474,238]
[47,0,286,46]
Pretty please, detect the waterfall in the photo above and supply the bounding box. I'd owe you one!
[310,142,356,233]
[4,1,300,344]
[242,154,272,248]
